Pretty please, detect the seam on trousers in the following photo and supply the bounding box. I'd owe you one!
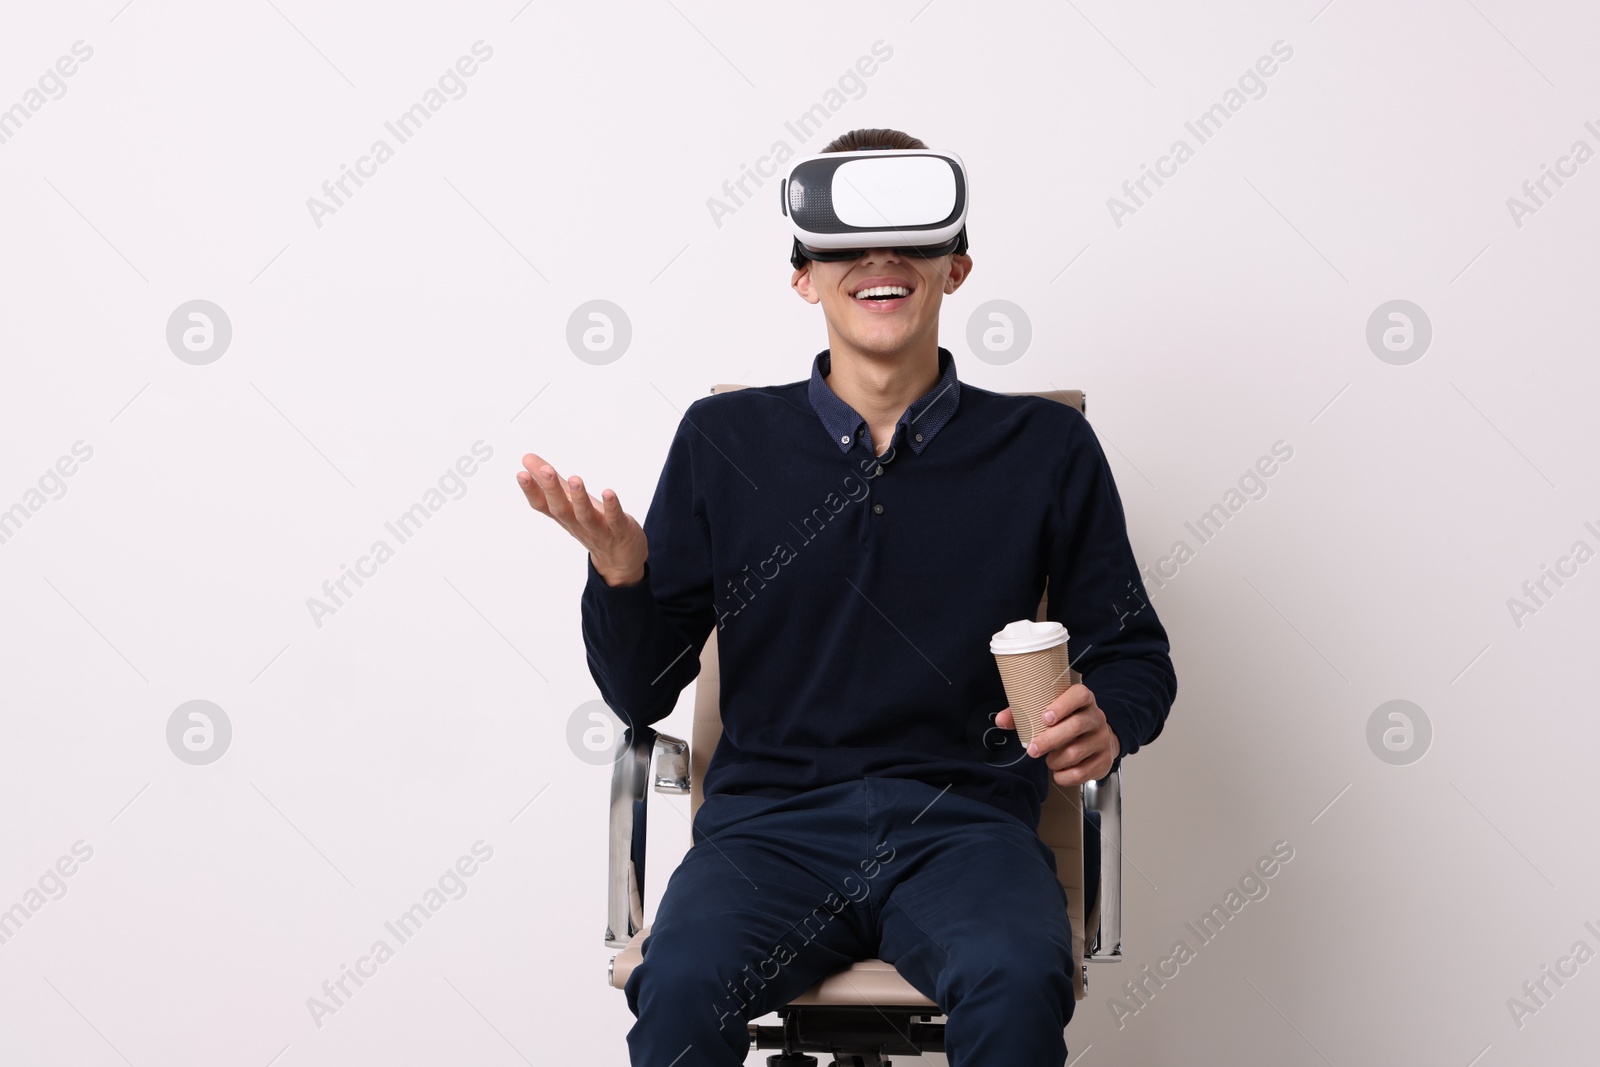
[880,889,951,1008]
[862,778,879,929]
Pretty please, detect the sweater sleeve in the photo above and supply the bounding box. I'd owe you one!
[1045,407,1177,765]
[580,409,716,732]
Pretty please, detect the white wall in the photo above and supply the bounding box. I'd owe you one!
[1,1,1596,1064]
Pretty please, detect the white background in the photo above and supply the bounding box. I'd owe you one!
[2,1,1597,1064]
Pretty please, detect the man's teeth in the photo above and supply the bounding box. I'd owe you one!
[853,286,912,300]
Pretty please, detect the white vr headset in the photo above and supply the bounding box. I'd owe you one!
[782,147,969,270]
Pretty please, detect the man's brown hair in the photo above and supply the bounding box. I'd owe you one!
[821,128,927,153]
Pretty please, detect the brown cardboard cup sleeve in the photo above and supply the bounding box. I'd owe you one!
[990,619,1072,748]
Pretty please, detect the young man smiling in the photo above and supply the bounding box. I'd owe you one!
[518,128,1177,1066]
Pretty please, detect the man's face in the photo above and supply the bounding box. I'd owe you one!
[792,247,973,357]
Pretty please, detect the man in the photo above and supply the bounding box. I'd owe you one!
[518,127,1177,1065]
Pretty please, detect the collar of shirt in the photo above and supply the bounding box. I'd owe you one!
[807,346,962,456]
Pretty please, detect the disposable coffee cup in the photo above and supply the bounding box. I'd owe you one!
[989,619,1072,748]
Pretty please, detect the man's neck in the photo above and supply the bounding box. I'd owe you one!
[823,337,942,457]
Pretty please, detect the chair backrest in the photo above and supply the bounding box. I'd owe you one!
[689,382,1092,997]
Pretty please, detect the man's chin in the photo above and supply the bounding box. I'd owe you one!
[838,319,923,356]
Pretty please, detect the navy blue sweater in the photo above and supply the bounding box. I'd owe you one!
[581,347,1176,829]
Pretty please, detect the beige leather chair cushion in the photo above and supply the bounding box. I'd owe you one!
[610,925,938,1008]
[612,382,1090,1007]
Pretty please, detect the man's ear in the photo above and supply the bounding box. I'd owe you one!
[792,264,822,305]
[944,253,974,294]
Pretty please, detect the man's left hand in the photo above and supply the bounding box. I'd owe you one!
[996,684,1121,788]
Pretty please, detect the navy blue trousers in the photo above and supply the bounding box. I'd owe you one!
[624,776,1076,1065]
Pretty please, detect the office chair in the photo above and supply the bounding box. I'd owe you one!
[606,385,1123,1066]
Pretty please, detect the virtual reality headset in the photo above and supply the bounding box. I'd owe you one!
[783,148,969,270]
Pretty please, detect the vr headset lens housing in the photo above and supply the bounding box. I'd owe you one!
[784,149,969,269]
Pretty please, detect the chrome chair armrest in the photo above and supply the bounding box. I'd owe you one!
[606,727,690,949]
[653,733,690,793]
[1082,768,1122,962]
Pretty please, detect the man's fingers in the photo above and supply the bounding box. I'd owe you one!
[524,465,564,515]
[520,453,559,492]
[1044,731,1101,771]
[517,465,558,513]
[1044,684,1091,723]
[600,487,628,527]
[1030,707,1098,758]
[995,707,1013,730]
[1051,731,1113,784]
[523,460,582,532]
[565,474,606,533]
[535,464,576,521]
[1051,751,1111,788]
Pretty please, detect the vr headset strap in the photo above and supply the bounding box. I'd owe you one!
[790,227,968,271]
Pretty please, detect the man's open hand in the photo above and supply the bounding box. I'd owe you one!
[517,452,648,587]
[996,684,1121,788]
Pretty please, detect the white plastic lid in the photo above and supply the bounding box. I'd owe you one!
[989,619,1069,655]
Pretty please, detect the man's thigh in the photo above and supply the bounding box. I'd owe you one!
[869,779,1074,1012]
[625,784,880,1032]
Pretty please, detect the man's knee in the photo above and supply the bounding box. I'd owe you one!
[952,928,1075,998]
[625,942,756,1064]
[626,929,769,1035]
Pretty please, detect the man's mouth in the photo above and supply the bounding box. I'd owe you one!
[850,284,914,312]
[851,285,913,301]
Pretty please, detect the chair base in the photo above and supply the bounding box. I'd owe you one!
[750,1005,946,1066]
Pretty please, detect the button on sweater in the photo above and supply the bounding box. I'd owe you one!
[581,347,1177,830]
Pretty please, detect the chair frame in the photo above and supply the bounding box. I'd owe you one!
[604,386,1125,1065]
